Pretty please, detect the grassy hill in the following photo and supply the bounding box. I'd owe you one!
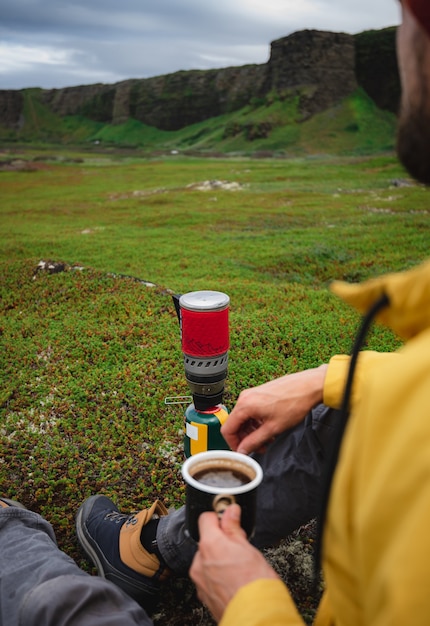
[1,87,396,157]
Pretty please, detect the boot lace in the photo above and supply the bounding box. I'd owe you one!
[104,511,134,524]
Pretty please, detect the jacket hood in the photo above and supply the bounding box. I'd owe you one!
[330,259,430,340]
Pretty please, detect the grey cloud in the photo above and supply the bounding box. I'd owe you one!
[1,0,400,90]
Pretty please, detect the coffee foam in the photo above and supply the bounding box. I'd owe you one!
[189,457,256,482]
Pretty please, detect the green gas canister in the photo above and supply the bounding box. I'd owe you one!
[184,403,230,458]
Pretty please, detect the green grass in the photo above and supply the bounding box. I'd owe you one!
[1,150,428,623]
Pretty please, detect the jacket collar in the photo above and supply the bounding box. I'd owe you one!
[330,259,430,340]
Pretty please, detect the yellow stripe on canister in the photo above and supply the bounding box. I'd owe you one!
[188,421,208,456]
[213,407,228,426]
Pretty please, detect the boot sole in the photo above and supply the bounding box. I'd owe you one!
[76,496,111,578]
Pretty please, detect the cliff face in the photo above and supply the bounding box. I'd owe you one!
[264,30,358,120]
[0,27,399,133]
[127,64,266,130]
[355,27,400,113]
[0,90,24,129]
[41,83,117,121]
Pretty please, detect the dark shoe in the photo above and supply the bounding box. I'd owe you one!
[76,495,169,610]
[0,498,26,509]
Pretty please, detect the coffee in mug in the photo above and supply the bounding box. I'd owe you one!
[181,450,263,541]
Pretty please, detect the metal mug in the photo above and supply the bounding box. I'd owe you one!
[181,449,263,541]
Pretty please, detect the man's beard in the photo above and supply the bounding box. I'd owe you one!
[397,105,430,185]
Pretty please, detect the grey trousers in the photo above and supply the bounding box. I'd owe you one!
[0,405,337,625]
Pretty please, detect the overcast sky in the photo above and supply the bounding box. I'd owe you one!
[1,0,401,91]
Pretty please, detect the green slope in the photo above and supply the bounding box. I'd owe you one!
[0,87,396,156]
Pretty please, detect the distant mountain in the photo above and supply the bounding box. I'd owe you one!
[0,27,399,153]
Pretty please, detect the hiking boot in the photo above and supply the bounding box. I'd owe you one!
[76,495,170,610]
[0,498,26,509]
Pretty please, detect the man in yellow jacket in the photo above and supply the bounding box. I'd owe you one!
[189,1,430,624]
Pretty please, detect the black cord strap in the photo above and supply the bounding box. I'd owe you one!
[313,292,390,581]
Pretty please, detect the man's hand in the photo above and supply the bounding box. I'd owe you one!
[189,504,279,622]
[221,364,328,455]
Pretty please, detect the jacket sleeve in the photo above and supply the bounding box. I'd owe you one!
[220,579,306,626]
[323,351,399,410]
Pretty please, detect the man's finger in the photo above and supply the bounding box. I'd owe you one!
[221,414,248,450]
[237,426,272,455]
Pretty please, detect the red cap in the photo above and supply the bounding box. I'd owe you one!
[405,0,430,36]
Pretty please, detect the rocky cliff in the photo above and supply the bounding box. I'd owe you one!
[264,30,358,120]
[37,63,267,131]
[0,27,399,134]
[0,90,24,131]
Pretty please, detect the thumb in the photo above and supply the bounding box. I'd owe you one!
[220,504,246,538]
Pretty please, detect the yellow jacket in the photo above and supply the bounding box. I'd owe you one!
[221,259,430,626]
